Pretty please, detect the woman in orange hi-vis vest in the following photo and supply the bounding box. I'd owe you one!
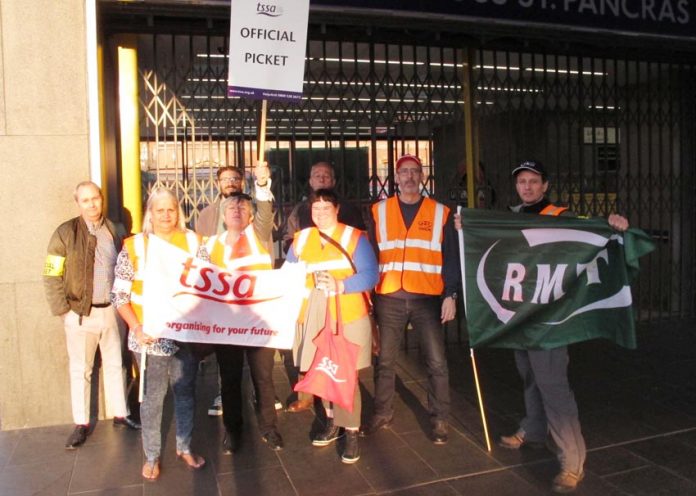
[111,188,206,481]
[203,162,285,453]
[286,188,378,465]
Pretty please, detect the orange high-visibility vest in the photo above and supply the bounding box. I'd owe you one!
[293,224,368,324]
[123,230,200,321]
[372,196,449,296]
[540,204,568,216]
[206,224,272,270]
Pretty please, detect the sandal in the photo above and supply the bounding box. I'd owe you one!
[142,459,160,481]
[176,451,206,470]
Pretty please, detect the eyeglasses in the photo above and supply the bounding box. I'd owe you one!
[220,176,243,184]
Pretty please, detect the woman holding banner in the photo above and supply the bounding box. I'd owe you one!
[111,187,206,481]
[286,188,378,464]
[204,162,285,453]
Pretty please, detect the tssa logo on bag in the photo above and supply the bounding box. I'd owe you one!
[315,357,346,383]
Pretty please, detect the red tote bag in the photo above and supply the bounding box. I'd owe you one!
[294,296,360,412]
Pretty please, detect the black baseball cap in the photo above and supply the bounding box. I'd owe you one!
[512,160,547,180]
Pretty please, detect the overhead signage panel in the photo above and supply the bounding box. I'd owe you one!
[228,0,310,102]
[313,0,696,39]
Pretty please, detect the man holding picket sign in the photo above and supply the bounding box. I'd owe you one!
[456,159,643,493]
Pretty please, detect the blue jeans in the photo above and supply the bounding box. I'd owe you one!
[515,348,586,474]
[135,346,199,462]
[373,295,450,422]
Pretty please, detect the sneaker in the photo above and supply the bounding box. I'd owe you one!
[431,420,448,445]
[312,419,344,447]
[208,395,223,416]
[552,470,585,493]
[113,416,141,430]
[359,415,393,437]
[262,429,284,451]
[341,430,360,464]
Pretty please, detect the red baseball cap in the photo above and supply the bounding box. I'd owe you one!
[395,154,423,171]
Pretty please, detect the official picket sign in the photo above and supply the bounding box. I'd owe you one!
[142,235,306,348]
[228,0,310,102]
[460,209,655,350]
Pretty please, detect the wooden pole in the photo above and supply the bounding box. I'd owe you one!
[258,99,268,165]
[457,206,492,451]
[470,348,492,452]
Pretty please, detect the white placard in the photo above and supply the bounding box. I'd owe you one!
[227,0,310,102]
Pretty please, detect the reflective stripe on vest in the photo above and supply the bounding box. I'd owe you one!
[540,204,568,216]
[123,231,201,321]
[293,225,368,324]
[372,196,448,295]
[206,224,272,270]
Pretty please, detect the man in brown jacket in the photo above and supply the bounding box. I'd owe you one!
[44,181,140,449]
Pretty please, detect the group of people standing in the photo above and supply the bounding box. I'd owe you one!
[44,155,629,493]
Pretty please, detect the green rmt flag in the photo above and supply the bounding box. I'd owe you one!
[460,209,655,350]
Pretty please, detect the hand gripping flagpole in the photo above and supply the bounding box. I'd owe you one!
[457,206,492,452]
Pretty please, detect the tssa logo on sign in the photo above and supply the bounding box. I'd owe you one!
[256,2,283,16]
[475,228,632,326]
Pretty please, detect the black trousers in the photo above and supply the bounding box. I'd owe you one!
[215,345,277,435]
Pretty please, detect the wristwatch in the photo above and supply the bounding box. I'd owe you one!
[449,292,458,301]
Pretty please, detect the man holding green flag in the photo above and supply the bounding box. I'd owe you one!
[456,160,654,493]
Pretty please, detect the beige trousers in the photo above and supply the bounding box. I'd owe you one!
[64,306,127,424]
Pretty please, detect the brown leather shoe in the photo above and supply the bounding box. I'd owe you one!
[552,470,584,493]
[287,398,313,413]
[498,431,545,450]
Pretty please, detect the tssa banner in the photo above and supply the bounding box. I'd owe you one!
[459,209,655,350]
[142,235,306,348]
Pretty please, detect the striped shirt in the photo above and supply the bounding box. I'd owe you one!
[88,219,116,305]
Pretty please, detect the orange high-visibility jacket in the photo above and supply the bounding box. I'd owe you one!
[372,196,449,296]
[122,230,201,321]
[293,224,368,324]
[540,204,568,216]
[205,224,272,271]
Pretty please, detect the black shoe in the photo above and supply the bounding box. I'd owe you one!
[341,430,360,464]
[359,415,393,437]
[262,430,284,451]
[223,429,242,454]
[65,425,88,449]
[113,416,141,430]
[312,419,344,447]
[432,420,448,445]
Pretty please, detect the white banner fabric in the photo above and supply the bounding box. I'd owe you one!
[142,235,305,349]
